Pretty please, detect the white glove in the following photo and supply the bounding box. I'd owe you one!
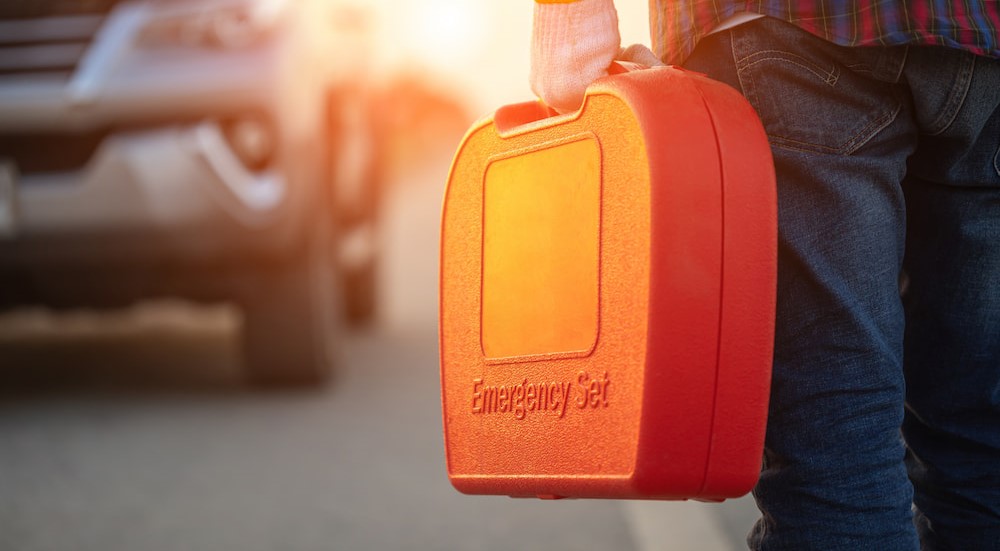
[530,0,620,113]
[618,43,666,67]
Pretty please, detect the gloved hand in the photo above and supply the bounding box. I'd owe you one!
[530,0,620,113]
[618,43,666,68]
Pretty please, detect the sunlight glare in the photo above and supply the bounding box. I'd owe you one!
[406,0,486,69]
[365,0,653,115]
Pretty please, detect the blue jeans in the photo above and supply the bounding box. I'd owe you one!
[684,17,1000,550]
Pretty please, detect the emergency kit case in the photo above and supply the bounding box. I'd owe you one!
[440,64,777,500]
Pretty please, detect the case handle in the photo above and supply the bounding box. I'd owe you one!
[493,101,560,135]
[492,61,649,136]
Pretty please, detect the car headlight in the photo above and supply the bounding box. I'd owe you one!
[137,0,290,50]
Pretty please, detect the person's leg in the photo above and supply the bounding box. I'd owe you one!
[901,48,1000,550]
[684,18,920,549]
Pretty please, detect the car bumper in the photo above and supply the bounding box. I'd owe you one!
[0,43,330,266]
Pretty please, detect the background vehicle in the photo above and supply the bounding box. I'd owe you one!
[0,0,383,385]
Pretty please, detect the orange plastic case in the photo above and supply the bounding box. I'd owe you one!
[440,65,777,500]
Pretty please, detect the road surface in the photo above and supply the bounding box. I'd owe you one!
[0,145,758,551]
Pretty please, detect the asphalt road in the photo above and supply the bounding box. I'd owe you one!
[0,146,758,551]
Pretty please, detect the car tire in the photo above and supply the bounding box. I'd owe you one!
[240,213,340,387]
[329,89,383,327]
[343,254,377,325]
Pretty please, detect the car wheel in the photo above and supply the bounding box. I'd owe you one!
[339,220,378,325]
[329,89,383,327]
[240,213,340,387]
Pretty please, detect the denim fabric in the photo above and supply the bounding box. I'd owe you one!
[684,17,1000,551]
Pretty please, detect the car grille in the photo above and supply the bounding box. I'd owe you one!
[0,131,109,175]
[0,0,123,19]
[0,1,123,77]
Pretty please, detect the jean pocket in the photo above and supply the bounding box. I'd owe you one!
[731,24,902,156]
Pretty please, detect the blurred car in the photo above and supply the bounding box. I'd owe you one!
[0,0,383,385]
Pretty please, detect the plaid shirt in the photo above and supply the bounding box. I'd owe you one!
[651,0,1000,64]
